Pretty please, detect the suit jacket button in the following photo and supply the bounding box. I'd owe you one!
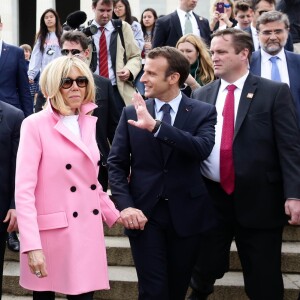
[93,209,99,215]
[73,212,78,218]
[90,184,97,190]
[70,186,76,192]
[66,164,72,170]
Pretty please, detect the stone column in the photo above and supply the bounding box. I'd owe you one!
[36,0,56,31]
[0,0,19,45]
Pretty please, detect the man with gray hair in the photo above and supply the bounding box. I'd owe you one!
[250,10,300,123]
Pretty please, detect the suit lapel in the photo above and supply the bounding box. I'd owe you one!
[203,80,221,106]
[234,74,258,139]
[109,29,118,75]
[0,42,9,71]
[250,51,262,76]
[173,12,183,37]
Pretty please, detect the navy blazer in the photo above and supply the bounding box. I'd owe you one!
[192,73,300,228]
[108,94,217,237]
[152,11,211,48]
[250,50,300,122]
[0,42,33,117]
[0,101,24,232]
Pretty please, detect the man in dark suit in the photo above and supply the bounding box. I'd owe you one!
[250,10,300,122]
[0,16,32,117]
[152,0,211,48]
[188,28,300,300]
[108,46,217,300]
[0,100,24,295]
[36,31,119,191]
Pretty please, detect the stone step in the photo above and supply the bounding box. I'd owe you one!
[5,237,300,273]
[2,262,138,300]
[104,223,300,241]
[3,262,300,300]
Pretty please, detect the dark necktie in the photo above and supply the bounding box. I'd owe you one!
[269,56,281,82]
[160,104,171,125]
[99,27,109,78]
[220,84,236,195]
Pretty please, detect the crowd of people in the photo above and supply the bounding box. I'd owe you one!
[0,0,300,299]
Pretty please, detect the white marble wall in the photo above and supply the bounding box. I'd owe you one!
[0,0,213,45]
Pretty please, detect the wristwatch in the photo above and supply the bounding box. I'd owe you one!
[151,119,162,134]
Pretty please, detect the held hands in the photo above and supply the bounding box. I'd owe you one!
[3,209,18,232]
[285,199,300,225]
[128,93,156,131]
[27,249,48,278]
[120,207,148,230]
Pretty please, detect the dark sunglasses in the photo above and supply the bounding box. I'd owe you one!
[60,76,89,89]
[224,3,231,8]
[61,49,83,56]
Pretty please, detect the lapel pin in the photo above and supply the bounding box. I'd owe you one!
[199,17,203,21]
[247,93,254,99]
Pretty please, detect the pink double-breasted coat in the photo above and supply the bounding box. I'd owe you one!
[15,102,120,295]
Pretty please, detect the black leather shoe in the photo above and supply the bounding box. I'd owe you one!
[187,290,209,300]
[7,232,20,252]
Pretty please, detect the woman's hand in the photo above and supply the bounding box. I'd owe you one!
[186,74,200,90]
[27,249,48,278]
[3,209,18,232]
[219,13,233,27]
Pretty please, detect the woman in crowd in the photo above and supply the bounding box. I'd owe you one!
[16,56,121,300]
[176,34,215,97]
[210,0,237,32]
[112,0,144,51]
[135,8,158,96]
[28,8,62,83]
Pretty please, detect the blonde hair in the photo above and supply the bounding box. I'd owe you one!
[40,56,95,115]
[20,44,32,52]
[211,0,235,19]
[176,34,215,85]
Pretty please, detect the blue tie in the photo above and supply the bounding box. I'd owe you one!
[269,56,281,82]
[160,104,171,125]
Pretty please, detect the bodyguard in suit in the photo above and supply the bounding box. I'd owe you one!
[108,46,217,300]
[0,16,33,117]
[250,10,300,122]
[152,0,211,48]
[188,28,300,300]
[0,100,24,296]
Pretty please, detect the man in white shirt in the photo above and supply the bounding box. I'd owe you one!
[250,10,300,124]
[188,28,300,300]
[152,0,211,48]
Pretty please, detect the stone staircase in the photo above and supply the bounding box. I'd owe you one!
[2,224,300,299]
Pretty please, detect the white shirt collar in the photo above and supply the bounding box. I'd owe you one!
[154,92,182,115]
[177,8,193,18]
[260,48,285,63]
[220,71,249,92]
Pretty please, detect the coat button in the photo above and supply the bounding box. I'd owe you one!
[70,186,76,192]
[73,212,78,218]
[90,184,97,190]
[66,164,72,170]
[97,160,101,166]
[93,209,99,215]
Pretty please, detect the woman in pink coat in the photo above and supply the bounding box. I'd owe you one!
[15,56,121,300]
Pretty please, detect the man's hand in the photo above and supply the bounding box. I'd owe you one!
[285,199,300,225]
[128,93,156,131]
[3,209,18,232]
[120,207,148,230]
[117,67,131,81]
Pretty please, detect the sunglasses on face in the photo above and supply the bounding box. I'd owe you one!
[224,3,232,8]
[61,49,83,56]
[60,76,88,89]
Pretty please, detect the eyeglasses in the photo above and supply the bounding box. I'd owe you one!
[224,3,232,8]
[259,29,285,37]
[60,76,88,89]
[61,49,83,56]
[258,10,268,15]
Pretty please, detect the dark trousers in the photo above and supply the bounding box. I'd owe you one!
[191,179,284,300]
[112,85,125,116]
[33,291,94,300]
[0,231,7,300]
[129,200,203,300]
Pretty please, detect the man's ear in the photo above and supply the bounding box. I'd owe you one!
[168,72,180,85]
